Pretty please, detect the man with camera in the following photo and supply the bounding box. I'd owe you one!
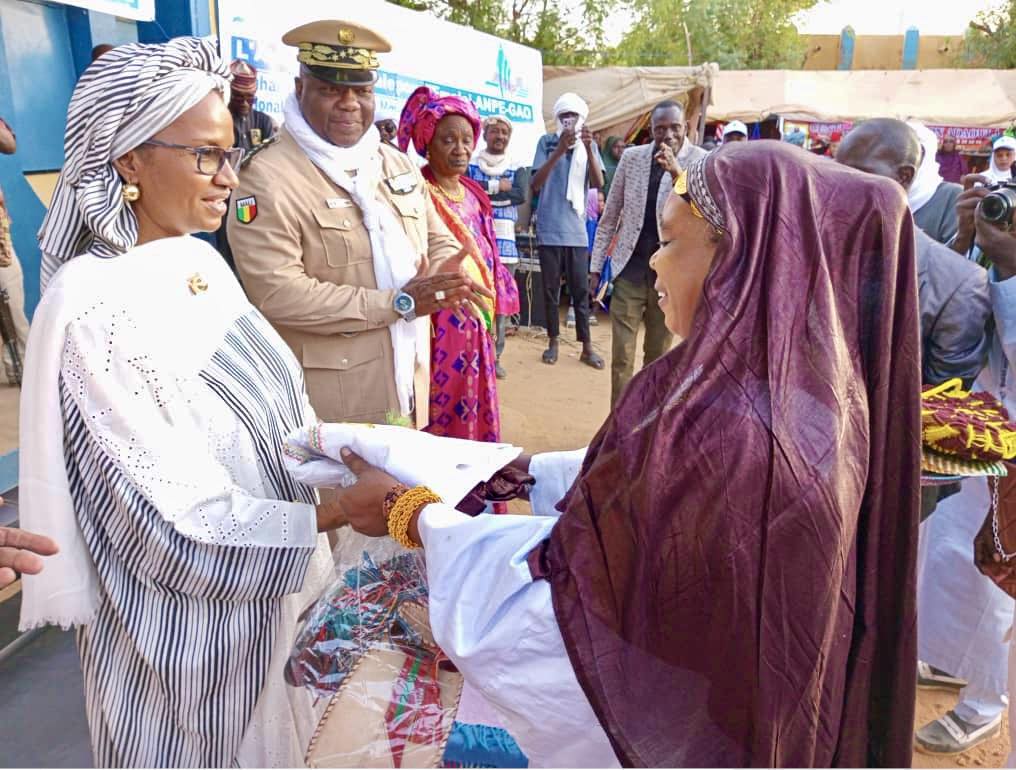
[531,92,605,369]
[960,174,1016,766]
[911,171,1016,758]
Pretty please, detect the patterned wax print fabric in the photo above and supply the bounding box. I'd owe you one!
[425,186,502,443]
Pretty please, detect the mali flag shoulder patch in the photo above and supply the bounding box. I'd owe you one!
[235,196,257,224]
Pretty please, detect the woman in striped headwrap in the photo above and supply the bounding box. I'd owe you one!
[19,38,340,767]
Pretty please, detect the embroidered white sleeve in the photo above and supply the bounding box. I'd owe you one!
[61,314,317,549]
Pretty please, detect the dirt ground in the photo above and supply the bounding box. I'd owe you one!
[497,308,1010,769]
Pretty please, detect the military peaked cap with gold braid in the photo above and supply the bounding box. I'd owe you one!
[282,20,391,85]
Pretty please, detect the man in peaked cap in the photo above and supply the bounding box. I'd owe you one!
[229,20,479,429]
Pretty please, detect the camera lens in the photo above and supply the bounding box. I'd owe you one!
[979,188,1016,224]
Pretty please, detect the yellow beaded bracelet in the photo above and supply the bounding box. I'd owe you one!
[387,486,442,549]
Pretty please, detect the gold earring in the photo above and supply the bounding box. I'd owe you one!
[122,183,140,203]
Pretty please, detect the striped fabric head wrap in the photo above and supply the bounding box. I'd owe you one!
[38,37,229,291]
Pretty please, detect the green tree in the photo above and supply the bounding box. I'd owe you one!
[608,0,824,69]
[961,0,1016,68]
[387,0,617,65]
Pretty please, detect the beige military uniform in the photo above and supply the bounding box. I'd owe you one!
[228,127,461,427]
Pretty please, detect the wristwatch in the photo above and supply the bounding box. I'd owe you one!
[393,291,417,322]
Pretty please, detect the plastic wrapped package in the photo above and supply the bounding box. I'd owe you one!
[288,529,528,768]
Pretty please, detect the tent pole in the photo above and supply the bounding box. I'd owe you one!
[695,84,711,146]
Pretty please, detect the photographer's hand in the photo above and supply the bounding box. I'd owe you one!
[975,208,1016,281]
[955,174,991,255]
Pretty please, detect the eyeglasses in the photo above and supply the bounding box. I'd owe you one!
[141,140,243,176]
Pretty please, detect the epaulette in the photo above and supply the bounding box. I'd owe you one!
[241,133,281,169]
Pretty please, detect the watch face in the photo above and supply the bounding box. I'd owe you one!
[394,293,414,314]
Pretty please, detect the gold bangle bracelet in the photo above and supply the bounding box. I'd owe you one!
[387,486,442,549]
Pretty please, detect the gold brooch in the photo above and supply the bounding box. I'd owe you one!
[187,274,208,295]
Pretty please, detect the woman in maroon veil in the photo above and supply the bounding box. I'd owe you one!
[334,141,922,768]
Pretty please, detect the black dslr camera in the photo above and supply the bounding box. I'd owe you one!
[978,180,1016,226]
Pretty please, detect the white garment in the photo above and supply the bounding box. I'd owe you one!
[22,234,333,766]
[419,446,618,768]
[529,448,587,515]
[989,136,1016,183]
[919,479,1014,720]
[19,237,319,630]
[908,121,944,214]
[474,147,513,178]
[282,93,428,418]
[553,92,590,220]
[420,504,617,768]
[284,422,521,505]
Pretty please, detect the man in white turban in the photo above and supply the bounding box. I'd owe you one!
[531,92,605,369]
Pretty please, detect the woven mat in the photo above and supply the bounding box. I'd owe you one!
[921,449,1008,478]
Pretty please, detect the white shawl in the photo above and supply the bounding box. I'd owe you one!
[553,92,590,219]
[907,121,944,214]
[283,93,427,417]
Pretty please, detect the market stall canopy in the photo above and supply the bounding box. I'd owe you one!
[709,69,1016,128]
[543,64,717,139]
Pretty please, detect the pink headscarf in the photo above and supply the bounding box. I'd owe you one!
[397,85,481,157]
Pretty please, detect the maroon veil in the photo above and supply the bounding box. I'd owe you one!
[529,141,921,767]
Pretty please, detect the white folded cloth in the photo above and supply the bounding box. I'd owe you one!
[284,422,522,506]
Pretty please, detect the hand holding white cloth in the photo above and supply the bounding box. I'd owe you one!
[284,423,522,506]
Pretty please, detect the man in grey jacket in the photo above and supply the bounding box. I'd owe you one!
[590,100,707,406]
[837,119,990,386]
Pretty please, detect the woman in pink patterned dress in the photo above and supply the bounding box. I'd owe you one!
[398,86,520,443]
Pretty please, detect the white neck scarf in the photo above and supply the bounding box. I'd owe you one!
[475,146,511,177]
[283,93,426,416]
[553,92,590,219]
[907,122,944,214]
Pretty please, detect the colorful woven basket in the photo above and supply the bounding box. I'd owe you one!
[922,379,1016,463]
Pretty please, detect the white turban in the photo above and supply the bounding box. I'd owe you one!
[38,37,229,291]
[906,121,943,214]
[551,92,590,219]
[989,136,1016,183]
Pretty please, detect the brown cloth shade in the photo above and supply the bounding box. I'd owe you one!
[529,141,922,767]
